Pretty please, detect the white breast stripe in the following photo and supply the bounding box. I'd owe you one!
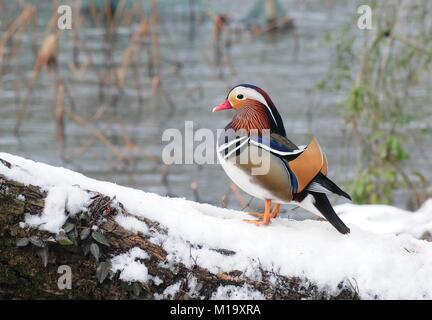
[249,139,306,156]
[218,135,248,153]
[223,137,250,159]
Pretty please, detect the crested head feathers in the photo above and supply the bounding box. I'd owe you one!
[225,84,286,136]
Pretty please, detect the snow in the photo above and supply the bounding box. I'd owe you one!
[336,200,432,239]
[153,276,203,299]
[155,281,182,299]
[2,152,432,299]
[211,285,266,300]
[186,276,201,298]
[151,275,163,286]
[115,215,149,235]
[111,247,149,283]
[24,185,91,233]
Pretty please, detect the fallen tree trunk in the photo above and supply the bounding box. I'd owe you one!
[0,156,356,300]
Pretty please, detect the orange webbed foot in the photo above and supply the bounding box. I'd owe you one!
[243,218,272,226]
[242,199,272,226]
[245,212,264,218]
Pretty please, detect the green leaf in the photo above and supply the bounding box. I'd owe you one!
[16,237,29,247]
[56,233,74,246]
[132,282,141,297]
[90,243,100,262]
[68,228,79,245]
[38,247,48,267]
[63,223,75,233]
[96,261,111,284]
[29,236,45,248]
[80,228,91,240]
[92,231,110,247]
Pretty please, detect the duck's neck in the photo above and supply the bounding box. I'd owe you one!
[227,105,270,133]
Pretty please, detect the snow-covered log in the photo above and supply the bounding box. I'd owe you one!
[0,153,432,299]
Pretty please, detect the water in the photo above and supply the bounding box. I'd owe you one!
[0,0,430,212]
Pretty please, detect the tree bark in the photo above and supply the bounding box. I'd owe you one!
[0,157,357,300]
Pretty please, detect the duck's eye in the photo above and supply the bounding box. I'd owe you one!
[237,94,245,99]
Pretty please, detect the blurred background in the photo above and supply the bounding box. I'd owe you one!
[0,0,431,214]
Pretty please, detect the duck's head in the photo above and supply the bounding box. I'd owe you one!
[212,84,286,136]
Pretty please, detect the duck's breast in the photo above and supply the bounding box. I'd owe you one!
[218,140,293,203]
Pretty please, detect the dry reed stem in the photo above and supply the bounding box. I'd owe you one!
[249,16,295,37]
[69,120,115,161]
[15,32,59,134]
[116,17,149,89]
[149,0,161,77]
[63,107,125,162]
[0,5,36,75]
[54,83,66,159]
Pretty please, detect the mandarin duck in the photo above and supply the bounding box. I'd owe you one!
[213,84,351,234]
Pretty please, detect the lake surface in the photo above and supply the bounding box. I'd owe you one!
[0,0,430,214]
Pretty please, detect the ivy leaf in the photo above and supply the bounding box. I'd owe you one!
[38,247,49,267]
[68,228,78,245]
[90,243,100,262]
[92,231,110,247]
[55,233,74,246]
[80,228,91,240]
[63,223,75,233]
[96,261,111,284]
[16,237,29,247]
[29,236,45,248]
[141,282,151,293]
[132,282,141,297]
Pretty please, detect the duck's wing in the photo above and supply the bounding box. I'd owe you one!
[251,134,351,199]
[269,133,299,150]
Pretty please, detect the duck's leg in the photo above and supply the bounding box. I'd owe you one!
[270,203,281,218]
[244,199,272,226]
[247,203,280,219]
